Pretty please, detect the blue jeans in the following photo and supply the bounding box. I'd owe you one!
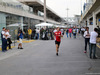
[37,33,39,39]
[2,38,7,51]
[34,33,36,39]
[69,33,72,38]
[73,33,76,38]
[35,33,39,39]
[66,32,68,38]
[89,43,96,58]
[85,38,90,51]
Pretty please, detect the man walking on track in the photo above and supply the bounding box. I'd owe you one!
[54,27,63,56]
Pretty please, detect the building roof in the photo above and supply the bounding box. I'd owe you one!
[81,0,100,20]
[18,0,61,19]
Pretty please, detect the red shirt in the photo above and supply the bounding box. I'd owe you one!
[69,29,72,33]
[55,31,61,42]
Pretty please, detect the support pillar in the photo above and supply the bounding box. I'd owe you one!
[20,17,23,30]
[28,18,30,28]
[83,20,86,27]
[44,0,46,22]
[93,12,96,29]
[87,17,89,27]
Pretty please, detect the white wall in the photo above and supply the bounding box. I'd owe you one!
[88,25,93,32]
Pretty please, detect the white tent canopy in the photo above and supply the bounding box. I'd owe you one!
[54,25,67,28]
[7,23,20,27]
[35,22,53,27]
[7,23,26,27]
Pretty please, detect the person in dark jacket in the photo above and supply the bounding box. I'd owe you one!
[32,28,36,39]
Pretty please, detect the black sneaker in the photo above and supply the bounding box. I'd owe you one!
[20,48,23,49]
[56,53,58,56]
[93,57,97,59]
[18,47,20,49]
[2,51,5,52]
[90,56,92,59]
[5,50,7,51]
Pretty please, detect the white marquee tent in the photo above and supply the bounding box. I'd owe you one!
[35,22,53,27]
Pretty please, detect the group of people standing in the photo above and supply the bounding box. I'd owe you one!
[28,28,40,40]
[1,27,12,52]
[27,28,55,40]
[65,27,80,39]
[1,27,26,52]
[27,27,65,41]
[1,26,99,58]
[84,27,99,59]
[65,26,99,59]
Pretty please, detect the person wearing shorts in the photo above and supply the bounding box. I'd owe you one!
[18,29,24,49]
[54,27,63,56]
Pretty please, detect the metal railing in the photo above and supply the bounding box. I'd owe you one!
[82,0,95,17]
[0,1,33,14]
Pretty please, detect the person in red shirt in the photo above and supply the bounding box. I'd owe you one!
[69,28,72,38]
[54,27,63,56]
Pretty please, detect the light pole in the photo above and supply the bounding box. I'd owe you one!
[44,0,46,22]
[66,8,69,27]
[66,8,69,18]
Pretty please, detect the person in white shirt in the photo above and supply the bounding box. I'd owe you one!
[81,27,85,36]
[6,29,12,49]
[53,28,57,40]
[77,28,79,35]
[89,28,98,59]
[35,29,40,39]
[53,28,57,33]
[60,28,64,35]
[84,27,90,53]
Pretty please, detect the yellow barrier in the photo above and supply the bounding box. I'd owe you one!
[17,40,35,43]
[0,46,15,51]
[97,45,100,48]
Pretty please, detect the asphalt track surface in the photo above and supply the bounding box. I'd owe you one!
[0,35,100,75]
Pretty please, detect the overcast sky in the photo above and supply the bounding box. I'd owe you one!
[40,0,86,17]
